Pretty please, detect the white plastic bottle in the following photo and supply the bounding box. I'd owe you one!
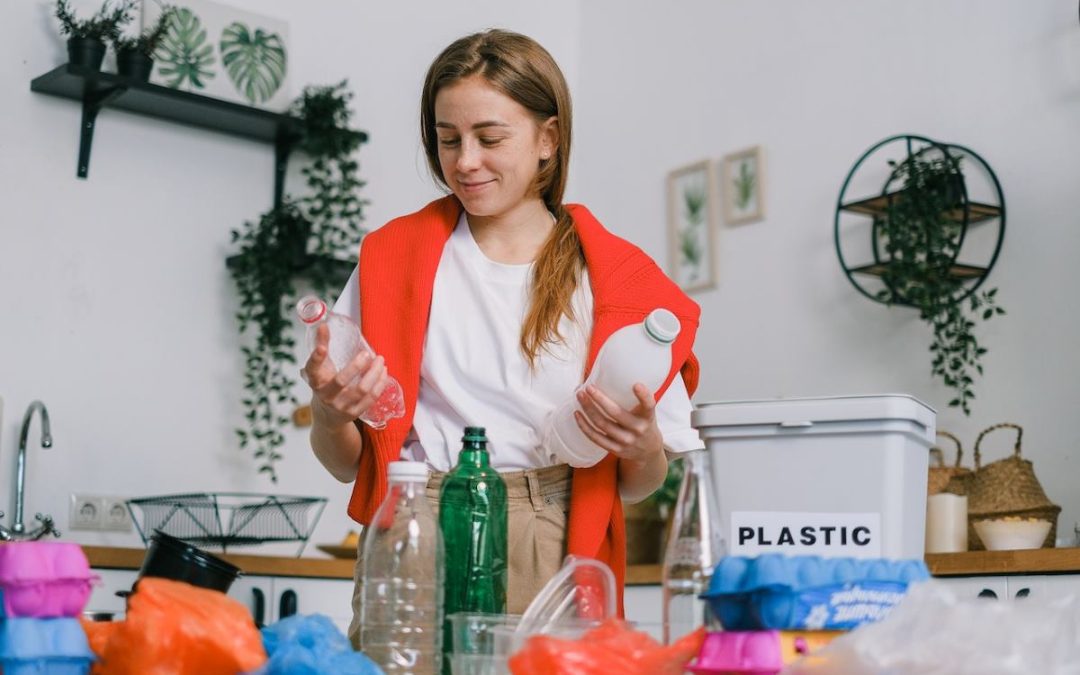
[360,460,444,674]
[543,308,681,467]
[295,295,405,429]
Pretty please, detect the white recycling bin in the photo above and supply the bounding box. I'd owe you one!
[691,394,935,560]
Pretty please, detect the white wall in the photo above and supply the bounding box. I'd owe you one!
[0,0,579,551]
[575,0,1080,540]
[3,0,1079,556]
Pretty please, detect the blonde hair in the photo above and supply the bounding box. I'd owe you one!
[420,29,583,368]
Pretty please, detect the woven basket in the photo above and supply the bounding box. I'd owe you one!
[927,430,973,496]
[967,423,1061,550]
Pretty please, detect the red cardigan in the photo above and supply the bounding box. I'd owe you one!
[347,196,701,610]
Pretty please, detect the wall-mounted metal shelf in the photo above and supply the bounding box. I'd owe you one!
[834,134,1006,307]
[29,63,302,207]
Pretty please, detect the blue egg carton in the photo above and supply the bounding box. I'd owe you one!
[700,554,929,631]
[0,617,94,675]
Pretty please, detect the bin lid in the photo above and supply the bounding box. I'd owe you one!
[692,394,935,431]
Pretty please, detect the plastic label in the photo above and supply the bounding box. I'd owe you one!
[730,511,882,558]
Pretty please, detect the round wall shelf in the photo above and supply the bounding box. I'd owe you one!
[834,134,1005,307]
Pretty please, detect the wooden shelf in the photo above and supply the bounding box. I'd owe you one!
[840,190,1001,225]
[850,261,988,281]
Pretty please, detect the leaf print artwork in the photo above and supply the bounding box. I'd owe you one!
[155,7,216,90]
[734,160,756,211]
[679,182,707,281]
[220,22,287,105]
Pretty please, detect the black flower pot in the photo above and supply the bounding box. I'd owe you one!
[116,48,154,82]
[67,37,106,71]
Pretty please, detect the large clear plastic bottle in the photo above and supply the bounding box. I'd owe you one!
[295,295,405,428]
[544,308,681,467]
[360,460,444,674]
[662,448,725,645]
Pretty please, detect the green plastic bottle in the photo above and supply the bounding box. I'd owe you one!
[439,427,508,665]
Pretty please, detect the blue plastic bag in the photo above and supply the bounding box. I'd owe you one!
[253,614,382,675]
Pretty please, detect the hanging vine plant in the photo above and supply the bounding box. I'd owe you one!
[229,81,368,481]
[875,153,1005,416]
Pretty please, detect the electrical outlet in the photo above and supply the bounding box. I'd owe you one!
[70,494,104,530]
[70,494,133,531]
[102,497,133,532]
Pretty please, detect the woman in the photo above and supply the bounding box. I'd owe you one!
[303,29,703,643]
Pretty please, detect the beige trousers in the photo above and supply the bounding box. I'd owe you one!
[348,463,572,650]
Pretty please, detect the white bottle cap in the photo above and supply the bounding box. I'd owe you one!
[388,460,429,482]
[644,308,680,344]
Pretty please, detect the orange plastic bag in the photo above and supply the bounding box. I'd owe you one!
[508,619,705,675]
[85,577,266,675]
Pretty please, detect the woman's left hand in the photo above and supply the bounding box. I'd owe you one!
[574,382,664,464]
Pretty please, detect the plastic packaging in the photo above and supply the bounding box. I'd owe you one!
[136,530,241,593]
[0,618,95,675]
[687,630,842,674]
[662,449,725,645]
[360,460,444,674]
[701,554,929,631]
[508,619,705,675]
[782,580,1080,675]
[544,308,681,467]
[0,541,98,619]
[258,614,382,675]
[85,576,266,674]
[295,295,405,428]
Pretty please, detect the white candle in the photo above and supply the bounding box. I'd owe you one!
[925,493,968,553]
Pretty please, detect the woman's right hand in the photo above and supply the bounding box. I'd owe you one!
[301,323,389,427]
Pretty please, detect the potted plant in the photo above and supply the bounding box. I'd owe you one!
[229,81,368,481]
[112,5,175,81]
[625,458,686,565]
[877,152,1005,415]
[55,0,135,71]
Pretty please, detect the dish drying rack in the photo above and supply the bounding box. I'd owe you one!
[126,493,327,556]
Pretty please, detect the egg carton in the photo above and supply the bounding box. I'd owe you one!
[0,618,94,674]
[0,542,97,619]
[700,554,929,631]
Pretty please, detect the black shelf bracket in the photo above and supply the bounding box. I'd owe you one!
[31,63,303,206]
[78,85,126,178]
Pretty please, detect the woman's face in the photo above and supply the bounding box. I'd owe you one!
[433,75,556,220]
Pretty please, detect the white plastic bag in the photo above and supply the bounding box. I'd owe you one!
[782,580,1080,675]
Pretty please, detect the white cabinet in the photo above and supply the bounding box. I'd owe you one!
[86,568,138,616]
[624,585,663,642]
[936,574,1080,602]
[229,575,355,635]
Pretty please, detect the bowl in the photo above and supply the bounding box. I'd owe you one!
[137,530,242,592]
[973,518,1052,551]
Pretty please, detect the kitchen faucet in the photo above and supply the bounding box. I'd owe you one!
[0,400,60,541]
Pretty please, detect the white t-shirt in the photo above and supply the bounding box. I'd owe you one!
[333,213,704,472]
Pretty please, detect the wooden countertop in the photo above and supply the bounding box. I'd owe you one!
[84,546,1080,584]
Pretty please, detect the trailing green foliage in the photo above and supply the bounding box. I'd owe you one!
[876,153,1005,416]
[230,81,368,480]
[112,5,175,56]
[55,0,135,41]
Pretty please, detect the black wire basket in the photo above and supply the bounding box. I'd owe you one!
[126,493,328,556]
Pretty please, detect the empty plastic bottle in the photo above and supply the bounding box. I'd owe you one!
[438,427,507,673]
[662,449,725,645]
[544,308,681,467]
[295,295,405,428]
[360,460,444,675]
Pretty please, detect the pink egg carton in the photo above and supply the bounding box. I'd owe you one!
[0,542,99,618]
[688,630,841,675]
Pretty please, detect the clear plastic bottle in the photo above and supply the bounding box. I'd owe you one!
[662,448,725,645]
[544,308,681,467]
[360,460,444,674]
[295,295,405,428]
